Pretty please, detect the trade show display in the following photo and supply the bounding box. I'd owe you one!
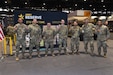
[14,10,68,50]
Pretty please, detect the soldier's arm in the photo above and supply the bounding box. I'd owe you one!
[38,26,42,39]
[78,27,82,36]
[39,26,42,35]
[56,26,60,34]
[66,26,68,36]
[53,29,57,37]
[92,23,96,28]
[23,25,28,36]
[95,25,100,35]
[27,25,32,33]
[12,27,15,34]
[106,27,110,40]
[79,27,83,33]
[6,27,9,32]
[24,25,29,34]
[42,30,46,40]
[68,27,72,33]
[54,29,58,36]
[14,24,18,33]
[55,25,61,35]
[92,24,97,33]
[81,25,85,33]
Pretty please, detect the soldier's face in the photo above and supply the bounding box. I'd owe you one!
[61,20,65,24]
[73,22,78,26]
[105,21,108,25]
[97,21,102,26]
[84,19,89,23]
[18,18,23,23]
[47,23,51,27]
[32,19,38,24]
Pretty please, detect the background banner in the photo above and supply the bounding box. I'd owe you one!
[14,10,67,25]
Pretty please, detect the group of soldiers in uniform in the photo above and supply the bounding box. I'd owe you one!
[10,18,110,61]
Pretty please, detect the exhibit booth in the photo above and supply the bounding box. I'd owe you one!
[14,10,68,51]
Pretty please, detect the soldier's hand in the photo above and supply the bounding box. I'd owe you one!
[97,29,100,32]
[14,27,17,30]
[14,26,17,30]
[57,25,61,30]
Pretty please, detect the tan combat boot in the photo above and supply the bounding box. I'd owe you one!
[16,57,19,61]
[104,53,107,58]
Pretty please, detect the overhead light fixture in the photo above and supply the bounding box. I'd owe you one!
[103,12,106,14]
[101,0,104,2]
[91,16,97,19]
[43,3,46,5]
[62,10,69,13]
[99,16,106,20]
[0,8,2,11]
[69,7,72,10]
[3,9,8,11]
[13,7,19,9]
[103,5,105,7]
[84,0,86,1]
[94,11,97,14]
[107,11,111,14]
[104,9,107,11]
[89,5,92,7]
[98,11,102,13]
[59,5,61,7]
[5,1,7,3]
[25,2,27,4]
[42,7,44,9]
[75,4,77,6]
[93,8,95,10]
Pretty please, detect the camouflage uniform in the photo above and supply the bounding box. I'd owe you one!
[96,25,110,57]
[28,24,41,58]
[43,27,56,56]
[82,23,95,54]
[6,25,15,45]
[69,26,81,54]
[57,25,68,55]
[14,23,27,58]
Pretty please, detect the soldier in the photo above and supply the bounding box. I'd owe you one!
[57,19,68,55]
[104,20,109,47]
[96,20,110,58]
[82,18,96,55]
[6,24,15,45]
[104,20,108,26]
[43,23,56,57]
[69,21,81,55]
[28,19,42,58]
[14,18,27,61]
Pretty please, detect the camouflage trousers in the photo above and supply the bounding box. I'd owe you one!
[7,34,15,45]
[45,40,54,55]
[58,38,67,53]
[83,36,94,53]
[71,37,79,53]
[29,38,40,56]
[16,38,26,57]
[97,40,107,54]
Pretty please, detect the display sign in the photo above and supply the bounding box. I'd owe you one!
[14,10,67,25]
